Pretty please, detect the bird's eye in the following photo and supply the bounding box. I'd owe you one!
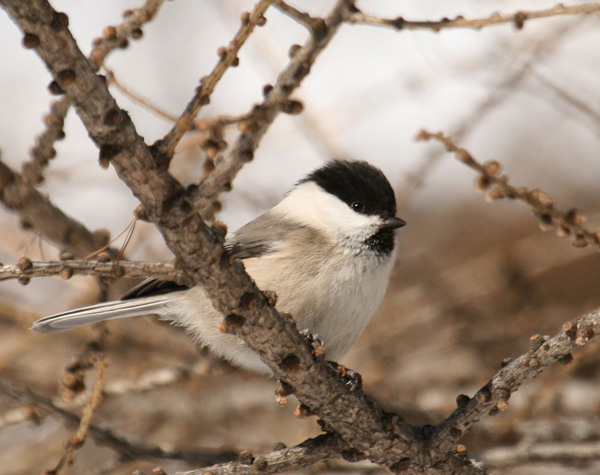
[351,201,365,213]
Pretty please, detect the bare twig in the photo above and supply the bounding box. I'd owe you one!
[397,18,582,207]
[347,2,600,32]
[106,68,178,123]
[154,0,275,165]
[22,99,70,186]
[0,377,237,465]
[416,130,600,250]
[22,0,166,185]
[485,440,600,468]
[88,0,165,69]
[0,259,183,285]
[273,0,327,33]
[188,0,346,213]
[0,159,115,258]
[51,355,106,474]
[431,311,600,455]
[530,69,600,137]
[177,433,349,475]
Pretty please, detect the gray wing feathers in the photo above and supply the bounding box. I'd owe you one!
[30,295,169,334]
[226,213,309,259]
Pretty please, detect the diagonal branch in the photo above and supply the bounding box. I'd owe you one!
[0,158,114,257]
[431,310,600,457]
[416,130,600,250]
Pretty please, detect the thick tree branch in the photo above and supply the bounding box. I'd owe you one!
[347,2,600,32]
[23,0,166,185]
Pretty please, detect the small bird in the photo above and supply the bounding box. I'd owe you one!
[31,160,406,375]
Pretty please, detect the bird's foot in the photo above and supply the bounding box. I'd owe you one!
[300,329,326,359]
[328,361,362,391]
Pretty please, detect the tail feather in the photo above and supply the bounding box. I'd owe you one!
[31,296,169,334]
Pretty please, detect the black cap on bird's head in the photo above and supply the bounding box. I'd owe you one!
[301,160,406,228]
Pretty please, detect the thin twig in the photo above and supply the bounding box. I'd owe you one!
[0,377,238,465]
[347,2,600,32]
[484,440,600,468]
[416,130,600,250]
[0,258,184,285]
[154,0,275,166]
[530,69,600,137]
[397,16,580,207]
[22,99,70,186]
[188,0,346,212]
[273,0,327,33]
[51,355,106,474]
[106,68,178,123]
[88,0,165,69]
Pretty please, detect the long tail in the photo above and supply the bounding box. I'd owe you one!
[30,296,170,334]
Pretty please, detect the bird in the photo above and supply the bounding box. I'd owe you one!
[31,160,406,375]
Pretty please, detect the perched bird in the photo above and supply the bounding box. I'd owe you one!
[31,160,406,375]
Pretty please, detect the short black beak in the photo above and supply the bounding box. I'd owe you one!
[381,216,406,230]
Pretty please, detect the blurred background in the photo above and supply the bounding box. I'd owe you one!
[1,0,600,474]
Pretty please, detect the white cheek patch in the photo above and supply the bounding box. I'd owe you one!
[272,181,383,244]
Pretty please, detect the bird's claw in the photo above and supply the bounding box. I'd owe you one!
[300,329,326,359]
[329,362,362,391]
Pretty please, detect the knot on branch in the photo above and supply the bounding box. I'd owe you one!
[279,353,301,374]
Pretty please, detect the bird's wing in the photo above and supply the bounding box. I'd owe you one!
[225,211,302,259]
[121,213,308,299]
